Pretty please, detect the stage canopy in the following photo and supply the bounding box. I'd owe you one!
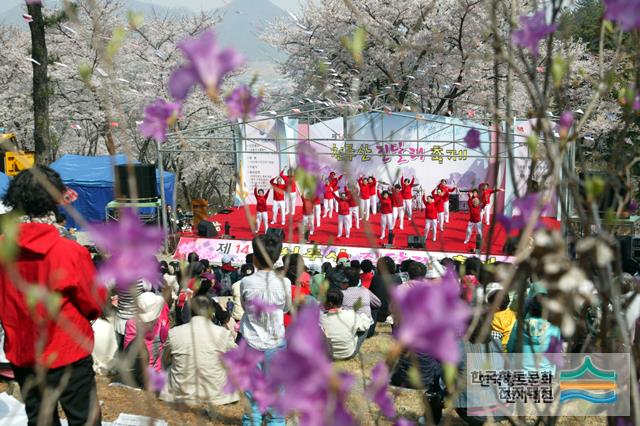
[51,154,175,228]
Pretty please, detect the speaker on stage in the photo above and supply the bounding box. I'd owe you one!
[197,220,218,238]
[617,236,640,274]
[266,228,285,242]
[449,193,459,212]
[115,164,157,201]
[407,235,425,249]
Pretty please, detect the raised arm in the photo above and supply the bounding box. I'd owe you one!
[422,194,427,206]
[254,187,258,197]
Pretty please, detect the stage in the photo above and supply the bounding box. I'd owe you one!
[174,205,561,265]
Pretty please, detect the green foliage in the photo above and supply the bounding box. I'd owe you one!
[0,214,19,263]
[559,0,604,52]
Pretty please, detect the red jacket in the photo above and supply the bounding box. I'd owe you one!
[378,192,393,214]
[391,189,404,208]
[337,198,351,216]
[437,183,455,201]
[468,197,482,223]
[0,224,106,368]
[324,183,336,200]
[368,178,377,196]
[357,178,370,200]
[401,176,415,200]
[481,188,495,206]
[345,189,358,208]
[301,196,314,216]
[360,272,373,289]
[422,196,438,219]
[329,174,342,191]
[270,178,286,201]
[280,170,297,193]
[255,188,270,212]
[431,190,445,213]
[314,196,322,205]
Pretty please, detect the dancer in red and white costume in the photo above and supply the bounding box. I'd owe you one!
[357,175,371,221]
[322,178,336,218]
[378,189,394,240]
[422,193,438,241]
[254,186,270,234]
[280,168,297,215]
[391,184,405,230]
[479,183,504,225]
[368,177,378,215]
[400,175,417,220]
[345,186,360,230]
[431,187,446,231]
[336,191,353,239]
[269,176,286,225]
[313,194,322,228]
[328,172,343,212]
[300,192,315,236]
[464,189,482,244]
[437,179,456,223]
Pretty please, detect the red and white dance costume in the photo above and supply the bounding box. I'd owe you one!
[357,176,371,220]
[368,178,378,214]
[322,181,336,218]
[345,188,360,229]
[464,193,483,244]
[254,187,270,234]
[378,191,394,239]
[479,184,503,225]
[437,181,456,223]
[313,196,322,227]
[269,177,286,225]
[328,172,343,211]
[301,194,315,236]
[391,185,405,230]
[336,193,353,238]
[400,176,416,220]
[431,189,446,231]
[280,169,297,215]
[422,194,438,241]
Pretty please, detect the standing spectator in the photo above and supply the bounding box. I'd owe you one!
[320,288,372,360]
[215,255,239,296]
[114,280,149,349]
[486,283,516,351]
[0,166,106,425]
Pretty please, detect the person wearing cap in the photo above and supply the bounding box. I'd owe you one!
[485,283,516,351]
[214,255,239,296]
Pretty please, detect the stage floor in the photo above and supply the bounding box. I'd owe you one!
[182,205,561,256]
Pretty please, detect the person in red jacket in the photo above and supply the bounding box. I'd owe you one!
[422,193,438,241]
[0,167,106,425]
[322,178,336,218]
[328,171,343,212]
[280,168,298,216]
[269,176,287,225]
[367,177,378,215]
[431,188,446,231]
[378,189,394,240]
[464,189,483,244]
[479,183,504,225]
[391,184,405,230]
[400,175,418,220]
[254,186,270,234]
[437,179,457,223]
[357,175,371,221]
[345,186,360,230]
[336,191,353,238]
[300,192,315,237]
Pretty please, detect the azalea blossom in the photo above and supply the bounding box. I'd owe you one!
[633,93,640,111]
[169,30,244,101]
[392,268,471,364]
[497,192,549,233]
[138,98,181,143]
[394,418,416,426]
[603,0,640,31]
[544,336,565,369]
[365,362,396,418]
[512,11,558,56]
[244,298,279,316]
[25,0,42,4]
[89,209,164,291]
[463,128,481,149]
[146,366,167,392]
[558,111,573,138]
[225,85,261,121]
[221,339,265,395]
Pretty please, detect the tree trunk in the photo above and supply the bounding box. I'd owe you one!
[27,3,51,165]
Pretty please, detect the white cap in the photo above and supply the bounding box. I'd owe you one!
[485,282,504,304]
[137,292,165,323]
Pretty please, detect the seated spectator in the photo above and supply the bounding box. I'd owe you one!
[231,264,254,321]
[311,262,332,298]
[485,283,516,351]
[319,288,372,360]
[124,292,170,374]
[212,299,238,341]
[161,296,240,406]
[92,314,118,375]
[340,267,381,323]
[284,254,312,327]
[215,255,239,296]
[359,259,374,289]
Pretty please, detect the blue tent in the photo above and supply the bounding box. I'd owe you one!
[0,172,10,198]
[51,154,175,228]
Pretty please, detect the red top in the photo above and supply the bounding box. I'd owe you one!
[431,190,445,213]
[360,272,373,289]
[0,224,106,368]
[254,188,270,212]
[345,189,358,208]
[481,188,495,206]
[314,196,322,205]
[378,191,393,214]
[422,195,438,219]
[367,178,377,196]
[357,178,370,200]
[391,188,404,208]
[324,183,336,199]
[301,196,314,216]
[401,176,415,200]
[329,174,342,191]
[337,198,351,216]
[280,170,297,193]
[468,197,482,223]
[270,178,286,201]
[437,183,455,201]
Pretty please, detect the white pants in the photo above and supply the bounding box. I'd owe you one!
[271,200,286,224]
[392,207,405,229]
[323,199,334,217]
[350,207,360,229]
[424,218,437,241]
[464,221,483,243]
[437,212,445,231]
[286,192,297,215]
[338,214,351,238]
[302,214,314,235]
[314,204,322,227]
[380,213,393,238]
[360,198,370,220]
[370,195,378,214]
[403,199,413,219]
[444,200,450,222]
[333,197,339,211]
[480,203,491,225]
[256,211,268,233]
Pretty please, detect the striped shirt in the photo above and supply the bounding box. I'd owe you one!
[341,287,381,321]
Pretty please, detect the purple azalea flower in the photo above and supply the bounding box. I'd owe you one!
[225,85,261,121]
[25,0,42,4]
[392,268,471,364]
[604,0,640,31]
[138,98,181,143]
[544,336,565,369]
[463,128,481,149]
[89,209,164,291]
[498,192,549,233]
[512,11,558,56]
[169,30,244,101]
[297,141,323,174]
[146,366,167,392]
[395,418,416,426]
[633,93,640,111]
[221,339,265,394]
[244,298,279,315]
[559,111,573,132]
[365,362,396,418]
[628,199,639,213]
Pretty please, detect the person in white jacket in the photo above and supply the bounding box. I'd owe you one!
[320,288,372,360]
